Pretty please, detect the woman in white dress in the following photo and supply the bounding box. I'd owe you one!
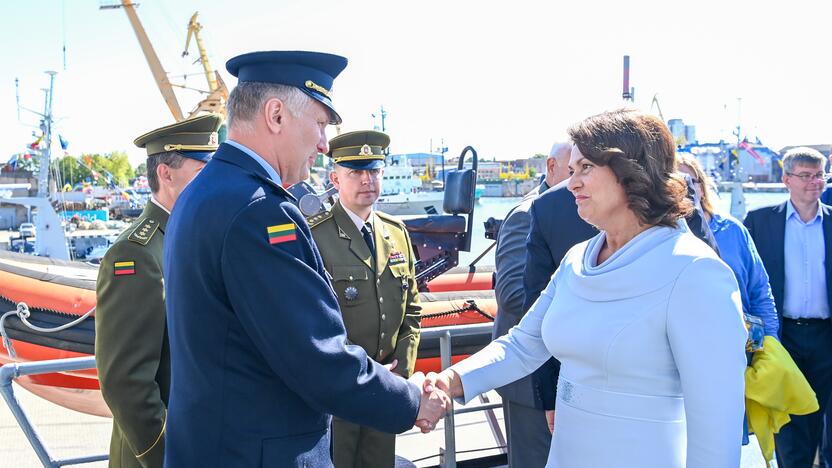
[424,109,748,467]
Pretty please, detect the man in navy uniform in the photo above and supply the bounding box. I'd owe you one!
[163,51,449,467]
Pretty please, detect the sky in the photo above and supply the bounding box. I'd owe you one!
[1,0,830,168]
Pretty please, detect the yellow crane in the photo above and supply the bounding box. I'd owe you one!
[182,11,228,118]
[101,0,185,121]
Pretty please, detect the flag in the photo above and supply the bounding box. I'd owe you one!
[739,140,766,166]
[29,134,44,149]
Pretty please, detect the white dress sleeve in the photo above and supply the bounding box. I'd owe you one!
[451,265,562,403]
[666,256,747,468]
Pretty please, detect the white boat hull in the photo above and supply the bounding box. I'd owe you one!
[375,193,444,216]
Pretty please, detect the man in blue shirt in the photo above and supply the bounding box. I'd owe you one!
[745,147,832,468]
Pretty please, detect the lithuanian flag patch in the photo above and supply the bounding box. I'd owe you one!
[114,261,135,276]
[267,223,297,245]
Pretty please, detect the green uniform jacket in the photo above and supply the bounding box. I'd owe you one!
[309,201,422,377]
[95,201,169,468]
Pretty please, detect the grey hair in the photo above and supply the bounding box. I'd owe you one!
[548,141,572,162]
[147,151,186,193]
[783,147,826,174]
[226,82,312,132]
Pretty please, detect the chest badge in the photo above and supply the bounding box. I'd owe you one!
[344,286,359,301]
[389,251,407,265]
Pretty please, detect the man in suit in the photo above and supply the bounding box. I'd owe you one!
[744,147,832,468]
[491,141,571,466]
[308,130,421,468]
[820,153,832,205]
[95,114,221,468]
[163,51,448,467]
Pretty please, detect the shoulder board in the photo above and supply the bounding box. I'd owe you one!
[375,211,406,230]
[128,218,161,245]
[306,210,333,229]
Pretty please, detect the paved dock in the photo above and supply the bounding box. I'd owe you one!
[1,384,775,467]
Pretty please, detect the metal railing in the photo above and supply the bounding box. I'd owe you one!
[1,324,501,468]
[0,356,107,467]
[421,322,505,468]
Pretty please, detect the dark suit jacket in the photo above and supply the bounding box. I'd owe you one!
[522,179,719,409]
[492,182,553,408]
[743,201,832,333]
[163,143,420,467]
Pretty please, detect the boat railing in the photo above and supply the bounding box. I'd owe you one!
[0,356,107,467]
[421,322,506,467]
[2,325,503,468]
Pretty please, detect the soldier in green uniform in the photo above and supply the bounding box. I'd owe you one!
[95,114,222,468]
[308,130,422,468]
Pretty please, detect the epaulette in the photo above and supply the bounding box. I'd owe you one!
[307,210,333,229]
[375,211,406,230]
[128,218,161,245]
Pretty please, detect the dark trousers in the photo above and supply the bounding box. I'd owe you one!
[503,400,552,467]
[332,417,395,468]
[775,319,832,468]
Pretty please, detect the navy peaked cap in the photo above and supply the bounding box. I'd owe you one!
[226,51,348,125]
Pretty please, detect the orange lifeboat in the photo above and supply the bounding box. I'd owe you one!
[0,251,496,415]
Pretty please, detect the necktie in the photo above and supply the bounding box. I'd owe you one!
[361,223,376,260]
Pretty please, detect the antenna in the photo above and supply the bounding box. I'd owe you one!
[622,55,634,102]
[15,78,20,121]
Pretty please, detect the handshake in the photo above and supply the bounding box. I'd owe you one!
[407,370,457,434]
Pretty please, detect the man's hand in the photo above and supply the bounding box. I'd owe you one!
[382,359,398,372]
[423,369,460,398]
[546,410,555,434]
[409,372,451,433]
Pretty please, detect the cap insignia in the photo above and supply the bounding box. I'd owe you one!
[359,144,372,156]
[304,80,332,99]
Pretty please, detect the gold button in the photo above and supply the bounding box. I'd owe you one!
[349,275,354,281]
[379,297,384,304]
[381,314,386,320]
[379,348,383,354]
[381,332,385,338]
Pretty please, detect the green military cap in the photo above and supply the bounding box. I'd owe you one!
[133,114,224,162]
[327,130,389,170]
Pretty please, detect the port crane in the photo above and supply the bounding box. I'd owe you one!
[182,11,228,118]
[102,2,226,121]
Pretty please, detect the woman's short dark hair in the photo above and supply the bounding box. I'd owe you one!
[146,151,186,193]
[567,109,692,227]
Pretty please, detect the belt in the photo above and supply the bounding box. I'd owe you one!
[556,377,684,423]
[782,317,829,326]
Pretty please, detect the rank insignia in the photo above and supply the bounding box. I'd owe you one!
[114,261,135,276]
[267,223,297,245]
[344,286,359,301]
[389,251,407,265]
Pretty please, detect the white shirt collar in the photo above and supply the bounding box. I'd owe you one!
[341,204,373,232]
[225,139,282,185]
[786,199,823,224]
[149,196,170,215]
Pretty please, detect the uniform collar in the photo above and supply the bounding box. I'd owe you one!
[149,196,170,215]
[341,203,374,232]
[142,197,170,233]
[225,139,283,185]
